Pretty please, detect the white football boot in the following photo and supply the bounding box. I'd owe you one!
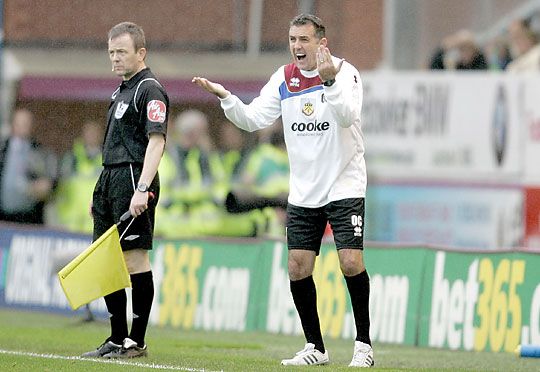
[281,343,329,366]
[348,341,374,367]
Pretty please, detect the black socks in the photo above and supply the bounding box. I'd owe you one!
[129,271,154,347]
[290,276,325,353]
[344,270,371,346]
[104,289,128,345]
[104,271,154,347]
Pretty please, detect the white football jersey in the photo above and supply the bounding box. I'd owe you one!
[220,57,366,208]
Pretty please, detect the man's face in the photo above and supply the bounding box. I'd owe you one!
[458,44,476,65]
[289,24,326,71]
[82,122,102,148]
[509,24,534,58]
[108,33,146,80]
[11,110,33,139]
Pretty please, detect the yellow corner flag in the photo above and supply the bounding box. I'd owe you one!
[58,224,131,310]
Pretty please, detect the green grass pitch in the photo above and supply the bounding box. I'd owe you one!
[0,308,537,371]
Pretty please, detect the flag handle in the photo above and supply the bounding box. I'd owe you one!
[117,191,155,224]
[117,191,155,238]
[118,210,133,224]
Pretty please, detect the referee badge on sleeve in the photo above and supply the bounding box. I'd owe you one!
[147,100,167,123]
[114,101,129,119]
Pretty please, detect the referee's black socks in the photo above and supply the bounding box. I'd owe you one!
[290,276,325,353]
[104,289,128,345]
[129,271,154,347]
[344,270,372,346]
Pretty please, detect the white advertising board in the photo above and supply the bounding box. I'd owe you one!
[361,73,523,181]
[365,184,524,249]
[521,76,540,185]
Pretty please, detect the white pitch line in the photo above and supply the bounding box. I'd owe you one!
[0,349,223,372]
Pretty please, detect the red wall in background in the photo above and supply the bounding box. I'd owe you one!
[4,0,384,70]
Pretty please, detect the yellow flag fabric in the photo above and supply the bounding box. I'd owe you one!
[58,225,131,310]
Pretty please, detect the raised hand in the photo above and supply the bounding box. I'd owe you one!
[192,77,231,99]
[316,45,344,83]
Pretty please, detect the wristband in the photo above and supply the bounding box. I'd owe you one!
[323,79,336,87]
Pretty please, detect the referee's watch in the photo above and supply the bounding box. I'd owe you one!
[136,183,149,193]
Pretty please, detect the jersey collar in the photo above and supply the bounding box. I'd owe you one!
[122,67,151,89]
[299,68,319,78]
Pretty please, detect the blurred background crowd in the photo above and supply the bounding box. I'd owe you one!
[0,106,290,238]
[2,0,540,242]
[428,17,540,72]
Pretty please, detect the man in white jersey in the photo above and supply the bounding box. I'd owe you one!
[192,14,373,368]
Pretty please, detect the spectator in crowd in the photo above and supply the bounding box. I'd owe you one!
[54,120,104,233]
[153,115,182,238]
[156,110,205,237]
[429,29,487,70]
[506,18,540,72]
[51,121,103,323]
[485,36,513,71]
[214,122,249,198]
[429,46,446,69]
[213,121,280,237]
[156,109,238,237]
[0,108,57,224]
[155,110,206,237]
[172,109,215,197]
[240,124,288,193]
[236,122,289,236]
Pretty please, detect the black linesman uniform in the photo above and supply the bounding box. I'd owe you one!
[92,68,168,250]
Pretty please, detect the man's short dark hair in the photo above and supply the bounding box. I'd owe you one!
[290,14,326,39]
[108,22,146,51]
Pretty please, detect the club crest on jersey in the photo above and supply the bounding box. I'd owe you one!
[114,101,129,119]
[301,99,315,117]
[147,100,166,123]
[289,77,300,88]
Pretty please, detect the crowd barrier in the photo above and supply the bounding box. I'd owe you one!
[1,223,539,353]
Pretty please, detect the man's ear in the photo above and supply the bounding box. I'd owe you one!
[320,37,328,47]
[138,47,147,61]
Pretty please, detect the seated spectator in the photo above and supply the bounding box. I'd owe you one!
[506,18,540,72]
[485,36,512,71]
[0,108,57,224]
[429,29,487,70]
[429,47,446,70]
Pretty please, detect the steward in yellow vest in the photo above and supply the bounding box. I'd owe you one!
[55,121,103,233]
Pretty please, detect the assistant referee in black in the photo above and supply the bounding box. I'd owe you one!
[82,22,168,359]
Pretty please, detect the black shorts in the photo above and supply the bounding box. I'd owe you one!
[92,164,160,251]
[286,198,365,255]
